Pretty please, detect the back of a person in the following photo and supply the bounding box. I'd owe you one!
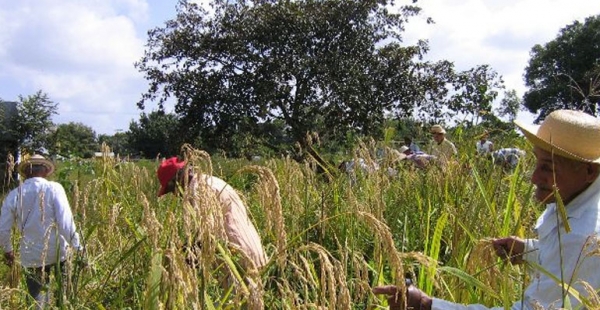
[4,177,64,267]
[476,140,493,155]
[492,148,524,168]
[201,175,268,269]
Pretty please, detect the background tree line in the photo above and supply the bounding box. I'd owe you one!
[1,2,600,162]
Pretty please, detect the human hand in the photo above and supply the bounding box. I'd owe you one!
[4,251,14,267]
[372,282,432,310]
[492,237,525,264]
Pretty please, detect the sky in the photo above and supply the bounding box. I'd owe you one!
[0,0,599,135]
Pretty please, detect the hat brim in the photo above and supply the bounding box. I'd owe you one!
[514,120,600,163]
[18,159,55,176]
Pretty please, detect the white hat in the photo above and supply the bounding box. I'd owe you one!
[514,109,600,163]
[18,154,55,176]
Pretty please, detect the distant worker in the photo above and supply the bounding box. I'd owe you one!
[404,136,420,154]
[399,146,436,169]
[491,147,526,169]
[428,125,457,165]
[476,130,494,155]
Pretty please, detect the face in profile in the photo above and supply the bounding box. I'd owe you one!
[530,147,596,204]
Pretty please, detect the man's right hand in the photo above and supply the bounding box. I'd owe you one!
[4,251,14,266]
[492,237,525,264]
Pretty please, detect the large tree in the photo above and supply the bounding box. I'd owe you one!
[9,91,58,154]
[523,15,600,121]
[47,122,98,158]
[135,0,453,150]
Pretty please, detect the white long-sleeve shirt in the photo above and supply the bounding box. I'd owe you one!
[0,177,82,268]
[433,175,600,310]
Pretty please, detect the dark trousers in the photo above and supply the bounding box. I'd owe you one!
[24,261,67,309]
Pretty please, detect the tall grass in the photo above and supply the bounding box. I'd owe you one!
[0,141,573,309]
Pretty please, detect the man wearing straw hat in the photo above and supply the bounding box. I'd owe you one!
[428,124,457,165]
[156,157,267,270]
[374,110,600,309]
[0,154,83,309]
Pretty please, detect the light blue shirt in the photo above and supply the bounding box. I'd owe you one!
[433,174,600,309]
[0,177,82,267]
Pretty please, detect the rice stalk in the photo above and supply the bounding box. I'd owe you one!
[238,165,287,266]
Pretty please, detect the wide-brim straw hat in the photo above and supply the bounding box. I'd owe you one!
[18,154,55,176]
[430,125,446,134]
[514,109,600,163]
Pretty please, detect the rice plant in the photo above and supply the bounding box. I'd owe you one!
[0,139,588,309]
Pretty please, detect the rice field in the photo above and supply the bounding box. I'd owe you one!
[0,136,554,309]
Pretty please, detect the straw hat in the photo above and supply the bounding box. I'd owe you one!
[514,109,600,163]
[430,125,446,134]
[18,154,55,176]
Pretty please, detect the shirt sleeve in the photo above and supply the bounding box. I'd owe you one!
[51,183,82,250]
[523,238,539,263]
[523,232,600,309]
[0,191,16,253]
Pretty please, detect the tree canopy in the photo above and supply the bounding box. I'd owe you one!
[136,0,505,156]
[523,14,600,122]
[10,91,58,154]
[47,122,98,158]
[128,110,181,158]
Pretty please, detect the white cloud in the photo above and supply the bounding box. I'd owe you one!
[402,0,600,123]
[0,0,149,134]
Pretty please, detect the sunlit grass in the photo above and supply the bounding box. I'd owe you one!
[0,140,574,309]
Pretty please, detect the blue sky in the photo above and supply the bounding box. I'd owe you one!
[1,0,599,135]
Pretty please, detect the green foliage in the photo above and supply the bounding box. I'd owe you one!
[136,0,505,154]
[47,122,98,158]
[98,131,129,156]
[496,89,521,124]
[524,14,600,121]
[128,110,181,158]
[11,90,58,153]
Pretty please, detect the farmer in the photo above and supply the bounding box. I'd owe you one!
[157,157,267,270]
[476,130,494,155]
[399,146,436,169]
[0,154,83,309]
[404,136,420,154]
[374,109,600,309]
[428,124,457,165]
[491,147,526,170]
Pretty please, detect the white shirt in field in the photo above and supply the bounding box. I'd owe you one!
[476,140,493,155]
[0,177,82,268]
[432,174,600,309]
